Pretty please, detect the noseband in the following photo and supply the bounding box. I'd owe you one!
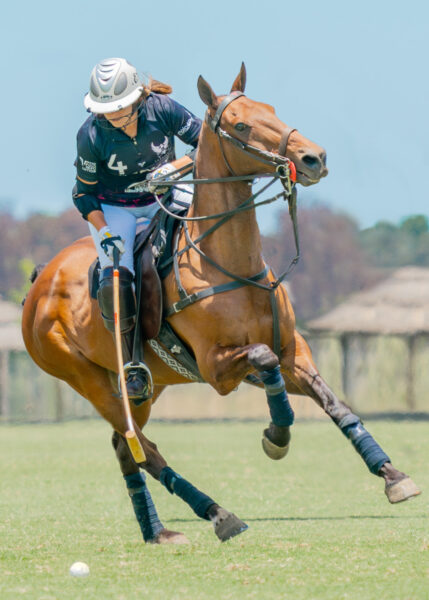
[205,90,297,187]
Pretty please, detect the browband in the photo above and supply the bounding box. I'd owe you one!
[207,91,245,132]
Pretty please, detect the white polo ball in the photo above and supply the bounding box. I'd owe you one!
[69,561,90,577]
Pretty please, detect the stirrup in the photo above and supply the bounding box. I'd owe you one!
[121,362,154,404]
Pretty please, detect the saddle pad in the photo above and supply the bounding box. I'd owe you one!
[149,321,264,388]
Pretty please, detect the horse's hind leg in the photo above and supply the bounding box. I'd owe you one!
[45,352,184,544]
[74,366,246,542]
[111,430,188,544]
[281,330,421,504]
[119,397,248,542]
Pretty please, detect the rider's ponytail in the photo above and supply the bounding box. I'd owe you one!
[142,77,173,98]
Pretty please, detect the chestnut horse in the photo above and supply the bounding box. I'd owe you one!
[22,65,420,544]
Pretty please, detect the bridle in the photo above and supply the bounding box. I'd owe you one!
[141,90,299,221]
[207,90,297,187]
[143,91,302,358]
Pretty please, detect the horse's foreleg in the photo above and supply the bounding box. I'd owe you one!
[281,331,421,503]
[247,345,295,458]
[203,343,294,459]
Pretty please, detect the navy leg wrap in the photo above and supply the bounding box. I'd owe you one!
[338,415,390,474]
[160,467,215,521]
[124,472,164,541]
[260,366,294,427]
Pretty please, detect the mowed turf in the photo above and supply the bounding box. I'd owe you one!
[0,419,428,600]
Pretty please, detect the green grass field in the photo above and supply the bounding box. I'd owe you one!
[0,420,428,600]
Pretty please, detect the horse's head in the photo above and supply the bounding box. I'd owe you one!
[197,63,328,186]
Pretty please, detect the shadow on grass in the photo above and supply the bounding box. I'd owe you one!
[167,514,428,523]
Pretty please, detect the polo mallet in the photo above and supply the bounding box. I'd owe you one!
[112,247,146,464]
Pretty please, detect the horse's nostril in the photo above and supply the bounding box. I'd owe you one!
[320,152,327,166]
[302,154,319,168]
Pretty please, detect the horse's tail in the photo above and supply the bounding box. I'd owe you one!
[22,263,47,305]
[29,264,46,283]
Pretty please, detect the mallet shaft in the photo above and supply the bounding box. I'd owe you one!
[112,249,146,464]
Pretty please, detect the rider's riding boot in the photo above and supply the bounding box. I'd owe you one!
[97,266,153,404]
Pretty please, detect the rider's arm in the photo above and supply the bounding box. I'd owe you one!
[72,183,102,222]
[156,95,202,148]
[168,154,194,176]
[151,96,201,178]
[86,209,107,230]
[73,121,103,221]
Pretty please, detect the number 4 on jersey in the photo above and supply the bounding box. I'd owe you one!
[108,154,128,175]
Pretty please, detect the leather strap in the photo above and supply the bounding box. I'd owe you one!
[207,91,245,132]
[278,126,297,157]
[166,266,269,317]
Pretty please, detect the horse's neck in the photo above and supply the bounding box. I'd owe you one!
[188,136,264,278]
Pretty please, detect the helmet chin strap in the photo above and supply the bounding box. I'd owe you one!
[95,100,145,131]
[119,104,139,132]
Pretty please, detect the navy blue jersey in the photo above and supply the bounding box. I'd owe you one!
[73,93,201,218]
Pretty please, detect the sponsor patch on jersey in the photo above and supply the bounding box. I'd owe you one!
[79,157,97,174]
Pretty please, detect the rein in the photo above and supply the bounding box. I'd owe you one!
[150,91,301,358]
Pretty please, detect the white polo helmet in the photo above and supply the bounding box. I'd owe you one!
[84,58,143,114]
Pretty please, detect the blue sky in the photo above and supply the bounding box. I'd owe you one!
[2,0,428,233]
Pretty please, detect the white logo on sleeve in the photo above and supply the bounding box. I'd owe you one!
[178,115,193,137]
[108,154,128,175]
[79,156,97,173]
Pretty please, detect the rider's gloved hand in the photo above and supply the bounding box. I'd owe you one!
[146,163,176,194]
[98,226,125,260]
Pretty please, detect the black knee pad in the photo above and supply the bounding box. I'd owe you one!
[97,267,136,333]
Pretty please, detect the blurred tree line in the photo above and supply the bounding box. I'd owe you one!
[0,209,87,302]
[0,206,427,321]
[262,209,429,321]
[359,215,429,268]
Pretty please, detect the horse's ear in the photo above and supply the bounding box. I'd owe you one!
[230,62,246,93]
[198,75,218,109]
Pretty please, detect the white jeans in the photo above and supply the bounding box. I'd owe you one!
[88,186,192,275]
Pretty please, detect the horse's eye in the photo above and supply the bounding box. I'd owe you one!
[234,122,247,132]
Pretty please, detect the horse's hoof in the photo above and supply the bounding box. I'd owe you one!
[385,477,421,504]
[212,508,248,542]
[149,529,190,545]
[262,430,290,460]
